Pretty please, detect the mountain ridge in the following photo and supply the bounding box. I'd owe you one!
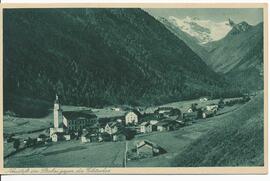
[4,8,233,116]
[158,16,263,91]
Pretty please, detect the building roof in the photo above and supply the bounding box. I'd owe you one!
[62,111,97,120]
[137,140,160,149]
[157,107,174,111]
[125,109,142,116]
[98,117,123,128]
[149,120,159,125]
[106,121,119,128]
[203,110,216,115]
[156,120,171,126]
[140,122,150,126]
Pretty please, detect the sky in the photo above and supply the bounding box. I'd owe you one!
[144,8,263,25]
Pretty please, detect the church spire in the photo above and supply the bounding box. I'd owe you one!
[54,93,62,128]
[55,94,60,104]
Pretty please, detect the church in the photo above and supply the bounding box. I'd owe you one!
[50,95,97,142]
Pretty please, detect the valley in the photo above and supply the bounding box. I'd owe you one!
[3,92,261,167]
[157,15,264,91]
[3,8,265,169]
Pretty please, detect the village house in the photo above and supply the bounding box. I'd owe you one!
[149,120,159,131]
[98,122,107,133]
[155,107,172,115]
[62,111,97,131]
[156,119,179,132]
[99,132,112,142]
[63,134,71,141]
[49,95,97,142]
[104,122,119,135]
[81,132,90,143]
[154,107,180,117]
[51,132,64,142]
[200,97,209,102]
[112,133,126,142]
[206,104,218,112]
[111,107,121,111]
[201,108,217,119]
[81,132,99,143]
[140,120,159,133]
[136,140,166,157]
[125,110,141,125]
[187,107,193,113]
[140,122,152,133]
[98,116,123,133]
[37,134,47,143]
[183,111,198,121]
[202,110,215,119]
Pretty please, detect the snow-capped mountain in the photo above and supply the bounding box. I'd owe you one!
[168,16,233,44]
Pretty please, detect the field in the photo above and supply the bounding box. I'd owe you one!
[4,140,125,167]
[127,92,264,167]
[3,93,263,167]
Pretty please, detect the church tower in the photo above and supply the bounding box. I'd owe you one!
[54,94,62,128]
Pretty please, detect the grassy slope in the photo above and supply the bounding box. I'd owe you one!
[126,92,263,167]
[4,140,125,167]
[4,93,263,167]
[172,91,264,167]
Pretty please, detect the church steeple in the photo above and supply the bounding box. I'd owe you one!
[54,94,62,128]
[55,94,59,104]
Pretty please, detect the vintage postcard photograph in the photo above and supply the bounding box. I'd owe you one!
[0,3,268,174]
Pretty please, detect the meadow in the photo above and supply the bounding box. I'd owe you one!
[3,93,263,167]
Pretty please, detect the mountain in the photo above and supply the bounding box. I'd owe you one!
[4,8,230,116]
[158,16,263,91]
[167,16,233,44]
[157,17,209,63]
[205,22,263,90]
[204,22,263,73]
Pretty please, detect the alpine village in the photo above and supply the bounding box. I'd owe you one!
[3,8,263,167]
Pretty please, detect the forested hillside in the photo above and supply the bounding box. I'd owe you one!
[4,9,235,116]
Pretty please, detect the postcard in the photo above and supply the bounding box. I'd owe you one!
[0,3,268,174]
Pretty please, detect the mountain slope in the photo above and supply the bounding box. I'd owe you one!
[172,91,264,166]
[204,22,263,73]
[4,8,227,114]
[157,17,210,63]
[159,16,263,91]
[205,22,263,90]
[166,16,233,44]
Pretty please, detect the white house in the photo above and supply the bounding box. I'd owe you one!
[51,134,58,142]
[200,97,208,102]
[206,104,218,111]
[49,127,64,137]
[187,108,193,113]
[105,122,119,135]
[51,132,64,142]
[125,110,140,125]
[81,133,91,143]
[63,134,71,141]
[112,107,121,111]
[140,122,152,133]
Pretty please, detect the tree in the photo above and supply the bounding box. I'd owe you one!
[25,137,33,147]
[38,134,47,139]
[218,98,225,108]
[191,103,198,112]
[13,139,20,151]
